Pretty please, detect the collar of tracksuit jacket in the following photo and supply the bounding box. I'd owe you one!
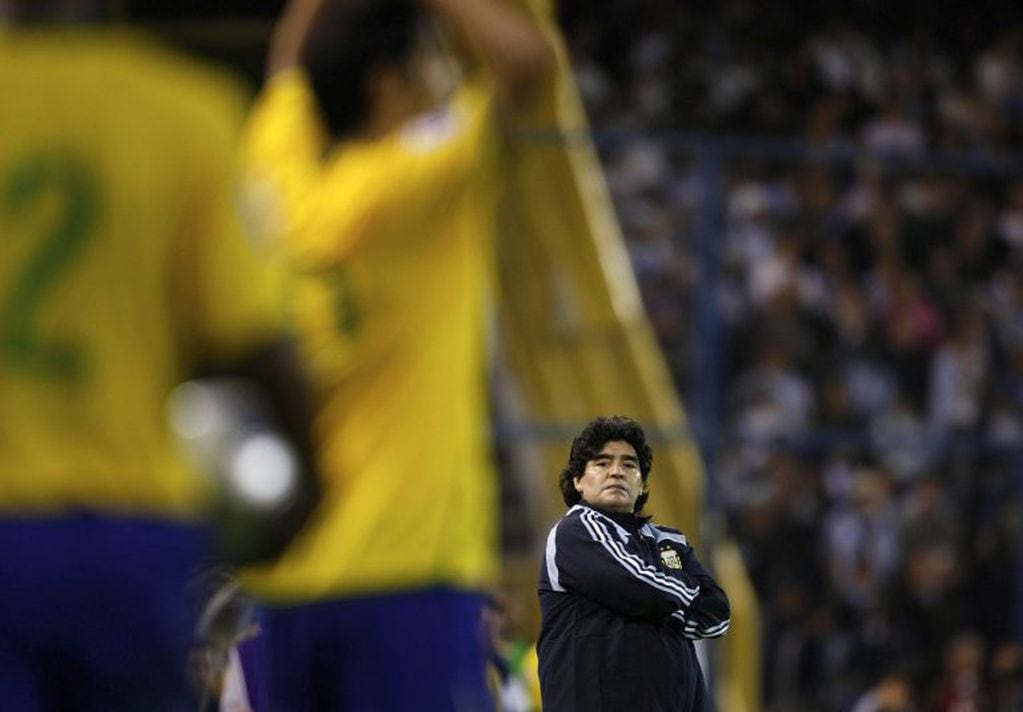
[579,501,651,532]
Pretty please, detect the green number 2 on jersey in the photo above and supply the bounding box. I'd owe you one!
[2,153,100,383]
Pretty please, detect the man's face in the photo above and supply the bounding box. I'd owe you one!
[574,440,645,514]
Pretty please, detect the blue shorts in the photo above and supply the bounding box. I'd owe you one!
[0,513,210,711]
[253,587,493,711]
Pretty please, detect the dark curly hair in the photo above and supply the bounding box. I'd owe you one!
[302,0,426,138]
[559,416,653,514]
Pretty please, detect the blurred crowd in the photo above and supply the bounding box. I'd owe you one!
[561,1,1023,709]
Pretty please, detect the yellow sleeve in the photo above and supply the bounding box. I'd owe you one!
[241,71,499,271]
[238,70,334,265]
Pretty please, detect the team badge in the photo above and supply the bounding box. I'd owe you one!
[660,547,682,569]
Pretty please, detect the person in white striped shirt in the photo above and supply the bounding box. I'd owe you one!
[537,415,729,711]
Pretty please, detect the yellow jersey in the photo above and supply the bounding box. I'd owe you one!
[0,28,283,519]
[240,71,502,601]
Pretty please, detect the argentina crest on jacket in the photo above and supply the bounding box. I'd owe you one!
[660,546,682,569]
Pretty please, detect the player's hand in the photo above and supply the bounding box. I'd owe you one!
[268,0,328,76]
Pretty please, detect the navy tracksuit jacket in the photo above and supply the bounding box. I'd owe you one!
[537,503,730,711]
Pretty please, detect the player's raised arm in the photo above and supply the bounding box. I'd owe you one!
[425,0,555,113]
[265,0,325,77]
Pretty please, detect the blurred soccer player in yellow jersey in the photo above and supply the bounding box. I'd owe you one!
[238,0,553,707]
[0,2,319,709]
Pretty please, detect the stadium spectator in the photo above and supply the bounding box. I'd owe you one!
[236,0,554,707]
[929,631,991,710]
[990,641,1023,712]
[849,673,915,712]
[0,2,318,709]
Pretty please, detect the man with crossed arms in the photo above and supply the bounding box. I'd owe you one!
[538,416,730,711]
